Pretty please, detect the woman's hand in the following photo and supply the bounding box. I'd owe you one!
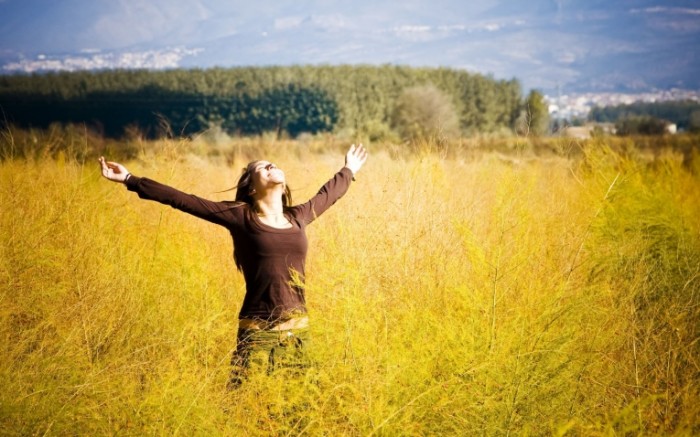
[99,156,131,183]
[344,144,368,177]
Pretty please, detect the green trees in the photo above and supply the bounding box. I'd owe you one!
[589,100,700,131]
[615,115,669,136]
[0,66,525,139]
[515,90,550,136]
[244,84,339,137]
[391,84,460,141]
[689,110,700,132]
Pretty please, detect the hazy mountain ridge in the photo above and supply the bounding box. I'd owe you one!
[2,44,698,96]
[2,1,699,94]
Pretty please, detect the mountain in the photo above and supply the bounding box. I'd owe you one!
[1,1,698,94]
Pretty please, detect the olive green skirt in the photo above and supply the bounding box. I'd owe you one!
[229,327,311,388]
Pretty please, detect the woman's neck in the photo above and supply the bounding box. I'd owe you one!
[253,188,291,228]
[254,191,284,216]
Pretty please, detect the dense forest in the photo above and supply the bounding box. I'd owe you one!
[589,100,700,132]
[0,65,534,139]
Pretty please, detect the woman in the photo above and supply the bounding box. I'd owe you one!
[99,144,368,386]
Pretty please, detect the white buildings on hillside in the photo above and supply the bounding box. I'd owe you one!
[545,89,700,121]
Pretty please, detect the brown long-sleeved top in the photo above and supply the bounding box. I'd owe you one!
[125,167,354,321]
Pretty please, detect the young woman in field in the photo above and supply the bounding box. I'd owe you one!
[99,144,368,386]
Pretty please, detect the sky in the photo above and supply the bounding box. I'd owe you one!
[1,0,699,93]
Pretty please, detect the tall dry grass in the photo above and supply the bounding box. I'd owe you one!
[1,135,698,435]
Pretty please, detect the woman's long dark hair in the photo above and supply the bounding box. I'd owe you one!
[232,160,293,271]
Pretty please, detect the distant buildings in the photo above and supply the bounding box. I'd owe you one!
[545,89,700,122]
[558,121,678,138]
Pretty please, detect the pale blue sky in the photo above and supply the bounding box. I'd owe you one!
[1,0,699,92]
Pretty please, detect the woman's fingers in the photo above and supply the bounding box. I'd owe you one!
[99,157,110,177]
[98,156,129,182]
[351,144,367,163]
[344,144,368,175]
[348,143,366,158]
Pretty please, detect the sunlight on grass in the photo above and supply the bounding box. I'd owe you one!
[1,137,698,435]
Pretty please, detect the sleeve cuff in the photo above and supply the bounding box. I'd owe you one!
[125,175,141,191]
[340,166,355,181]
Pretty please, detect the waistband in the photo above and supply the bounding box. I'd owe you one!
[238,316,309,331]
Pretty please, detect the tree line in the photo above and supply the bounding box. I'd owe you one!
[0,65,548,139]
[589,100,700,134]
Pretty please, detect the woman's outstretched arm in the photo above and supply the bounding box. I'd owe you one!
[294,144,368,224]
[98,157,240,227]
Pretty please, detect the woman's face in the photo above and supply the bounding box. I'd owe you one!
[251,161,285,193]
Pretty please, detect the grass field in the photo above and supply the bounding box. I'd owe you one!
[1,133,699,435]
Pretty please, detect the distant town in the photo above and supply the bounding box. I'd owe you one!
[545,89,700,122]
